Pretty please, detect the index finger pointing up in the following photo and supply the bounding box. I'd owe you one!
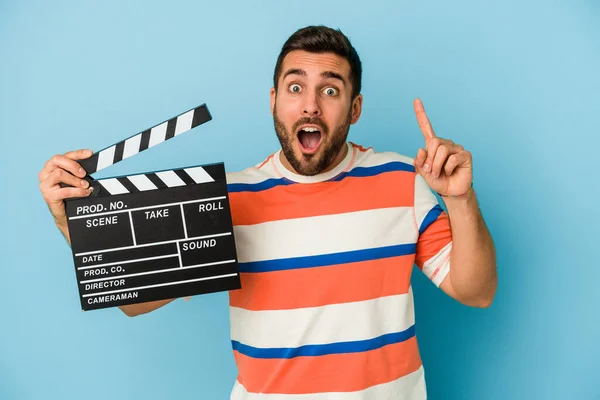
[414,98,436,140]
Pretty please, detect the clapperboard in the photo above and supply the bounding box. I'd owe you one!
[63,104,240,311]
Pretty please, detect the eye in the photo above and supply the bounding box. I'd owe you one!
[323,87,338,96]
[289,84,302,93]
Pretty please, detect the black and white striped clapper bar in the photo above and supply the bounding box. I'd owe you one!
[63,104,240,311]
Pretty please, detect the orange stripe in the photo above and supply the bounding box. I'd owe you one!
[234,336,422,394]
[229,255,414,311]
[230,171,415,226]
[415,212,452,268]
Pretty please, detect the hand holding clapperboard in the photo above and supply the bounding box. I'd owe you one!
[43,104,240,311]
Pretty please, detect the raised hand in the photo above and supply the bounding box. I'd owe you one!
[412,98,473,197]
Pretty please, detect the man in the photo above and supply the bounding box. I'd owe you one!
[39,26,497,399]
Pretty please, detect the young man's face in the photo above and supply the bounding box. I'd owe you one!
[271,50,362,176]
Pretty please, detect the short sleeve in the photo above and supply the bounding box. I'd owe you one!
[413,174,453,286]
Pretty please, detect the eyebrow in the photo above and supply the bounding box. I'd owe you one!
[282,69,347,86]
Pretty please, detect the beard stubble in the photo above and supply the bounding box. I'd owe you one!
[273,102,352,176]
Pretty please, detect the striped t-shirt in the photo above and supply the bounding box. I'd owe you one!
[225,142,452,399]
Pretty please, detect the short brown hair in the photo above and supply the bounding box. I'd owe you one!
[273,26,362,99]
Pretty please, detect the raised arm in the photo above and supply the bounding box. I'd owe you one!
[412,99,497,307]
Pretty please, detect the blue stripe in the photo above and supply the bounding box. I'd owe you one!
[238,243,416,273]
[227,161,415,193]
[329,161,415,181]
[419,205,443,235]
[227,177,292,193]
[232,325,416,359]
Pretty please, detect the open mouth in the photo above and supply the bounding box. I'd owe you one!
[297,126,323,154]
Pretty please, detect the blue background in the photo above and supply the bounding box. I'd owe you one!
[1,0,598,399]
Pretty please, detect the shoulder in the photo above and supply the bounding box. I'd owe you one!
[225,152,279,185]
[350,142,416,171]
[349,143,437,202]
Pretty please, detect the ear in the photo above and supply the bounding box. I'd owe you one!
[350,94,363,124]
[270,87,276,116]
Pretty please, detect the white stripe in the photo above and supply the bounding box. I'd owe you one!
[226,165,277,185]
[74,231,231,256]
[230,292,415,348]
[177,242,183,267]
[180,204,188,238]
[233,207,416,263]
[353,147,415,169]
[226,146,415,186]
[155,170,186,187]
[149,121,168,148]
[128,210,137,246]
[421,241,452,286]
[82,273,237,297]
[184,166,214,183]
[99,178,129,195]
[69,196,227,220]
[128,174,157,191]
[122,134,142,160]
[77,254,178,270]
[414,174,440,229]
[97,146,116,171]
[80,259,235,283]
[230,366,426,400]
[174,110,194,136]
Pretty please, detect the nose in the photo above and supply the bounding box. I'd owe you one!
[302,91,321,116]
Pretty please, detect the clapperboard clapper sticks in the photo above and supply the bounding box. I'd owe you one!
[63,104,240,311]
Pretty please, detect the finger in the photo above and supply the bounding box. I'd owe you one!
[424,137,441,173]
[414,149,432,178]
[430,143,462,177]
[414,98,436,140]
[41,168,90,191]
[43,186,92,221]
[64,149,93,161]
[39,153,88,182]
[444,151,471,176]
[46,186,92,203]
[414,148,427,169]
[431,144,451,178]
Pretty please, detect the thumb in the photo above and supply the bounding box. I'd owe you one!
[413,148,428,176]
[64,149,93,161]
